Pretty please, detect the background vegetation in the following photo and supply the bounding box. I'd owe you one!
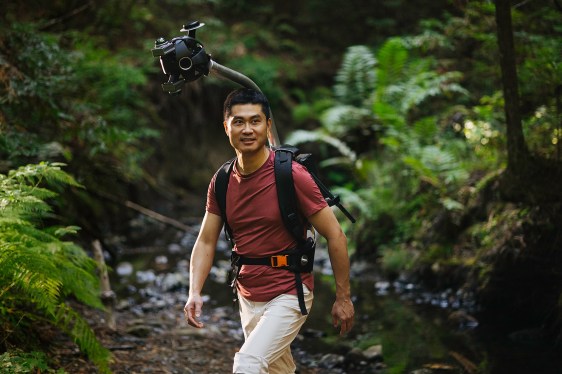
[1,0,561,371]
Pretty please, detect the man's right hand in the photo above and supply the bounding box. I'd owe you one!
[184,294,204,328]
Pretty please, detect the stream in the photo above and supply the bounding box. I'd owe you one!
[108,216,562,374]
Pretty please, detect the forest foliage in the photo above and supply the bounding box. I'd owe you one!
[1,0,561,371]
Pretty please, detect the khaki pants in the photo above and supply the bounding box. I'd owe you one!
[233,286,313,374]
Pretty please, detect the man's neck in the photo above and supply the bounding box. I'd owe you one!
[236,147,270,175]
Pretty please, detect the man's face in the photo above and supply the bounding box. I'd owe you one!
[224,103,271,154]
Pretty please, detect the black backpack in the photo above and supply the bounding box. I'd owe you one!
[213,145,355,314]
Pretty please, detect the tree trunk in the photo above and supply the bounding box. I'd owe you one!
[494,0,529,172]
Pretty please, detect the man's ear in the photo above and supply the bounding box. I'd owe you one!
[223,120,229,135]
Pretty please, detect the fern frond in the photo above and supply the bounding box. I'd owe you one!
[376,37,409,91]
[412,117,438,143]
[372,101,406,130]
[0,246,63,310]
[0,163,109,371]
[56,242,103,308]
[53,303,111,373]
[334,45,376,107]
[400,71,469,114]
[285,129,357,162]
[320,105,372,135]
[8,162,82,189]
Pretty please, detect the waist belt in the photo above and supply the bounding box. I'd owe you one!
[230,239,315,316]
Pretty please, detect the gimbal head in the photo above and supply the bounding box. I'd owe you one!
[151,21,210,95]
[152,21,280,146]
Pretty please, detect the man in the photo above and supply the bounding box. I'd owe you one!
[184,88,354,374]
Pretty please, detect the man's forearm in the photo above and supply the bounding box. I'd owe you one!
[327,230,352,299]
[189,243,214,296]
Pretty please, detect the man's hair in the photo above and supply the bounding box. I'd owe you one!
[223,88,270,120]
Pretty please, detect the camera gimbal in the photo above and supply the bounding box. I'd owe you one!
[151,21,279,146]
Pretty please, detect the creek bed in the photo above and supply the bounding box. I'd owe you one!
[109,220,562,373]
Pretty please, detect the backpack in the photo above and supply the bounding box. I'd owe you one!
[213,145,355,314]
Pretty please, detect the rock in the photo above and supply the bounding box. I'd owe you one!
[410,369,433,374]
[363,344,383,361]
[448,310,479,330]
[167,243,182,254]
[126,324,153,337]
[375,281,391,295]
[160,272,188,291]
[318,353,344,369]
[116,262,134,277]
[301,328,325,339]
[154,255,169,270]
[136,270,156,283]
[344,347,367,367]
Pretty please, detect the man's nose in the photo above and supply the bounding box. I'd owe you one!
[241,122,253,132]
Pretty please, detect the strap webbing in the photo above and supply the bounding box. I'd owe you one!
[294,272,308,315]
[236,254,309,315]
[215,158,235,243]
[274,147,306,244]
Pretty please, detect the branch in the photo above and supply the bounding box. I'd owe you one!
[124,200,197,234]
[40,2,93,30]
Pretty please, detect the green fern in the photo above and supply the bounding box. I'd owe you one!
[289,36,474,251]
[334,45,377,107]
[285,129,357,163]
[376,37,409,90]
[0,163,111,373]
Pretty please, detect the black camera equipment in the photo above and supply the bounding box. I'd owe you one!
[152,21,280,146]
[151,21,210,95]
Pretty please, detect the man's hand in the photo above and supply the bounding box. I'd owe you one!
[184,294,204,328]
[332,297,354,335]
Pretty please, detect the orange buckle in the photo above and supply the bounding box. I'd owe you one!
[271,255,288,267]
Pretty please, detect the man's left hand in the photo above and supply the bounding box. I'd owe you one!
[332,297,354,335]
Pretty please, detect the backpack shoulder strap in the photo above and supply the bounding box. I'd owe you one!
[214,157,236,243]
[274,145,306,243]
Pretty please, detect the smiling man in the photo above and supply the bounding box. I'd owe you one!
[184,88,354,374]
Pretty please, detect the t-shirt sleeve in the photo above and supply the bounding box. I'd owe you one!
[292,162,328,218]
[206,173,222,216]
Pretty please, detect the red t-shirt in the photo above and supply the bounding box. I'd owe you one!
[207,149,327,302]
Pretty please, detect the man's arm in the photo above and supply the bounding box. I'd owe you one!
[184,211,223,328]
[308,206,354,335]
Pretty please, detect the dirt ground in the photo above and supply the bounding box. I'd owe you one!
[47,302,323,374]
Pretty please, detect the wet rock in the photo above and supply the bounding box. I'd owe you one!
[136,270,156,283]
[301,328,325,339]
[176,324,223,338]
[116,262,134,277]
[154,255,169,270]
[179,231,197,248]
[363,344,383,361]
[344,347,367,367]
[318,353,344,369]
[410,369,433,374]
[176,259,189,271]
[160,272,188,292]
[448,310,478,330]
[375,281,391,295]
[209,265,228,284]
[126,324,152,337]
[116,298,134,311]
[168,243,182,254]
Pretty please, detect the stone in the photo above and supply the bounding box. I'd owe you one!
[363,344,383,361]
